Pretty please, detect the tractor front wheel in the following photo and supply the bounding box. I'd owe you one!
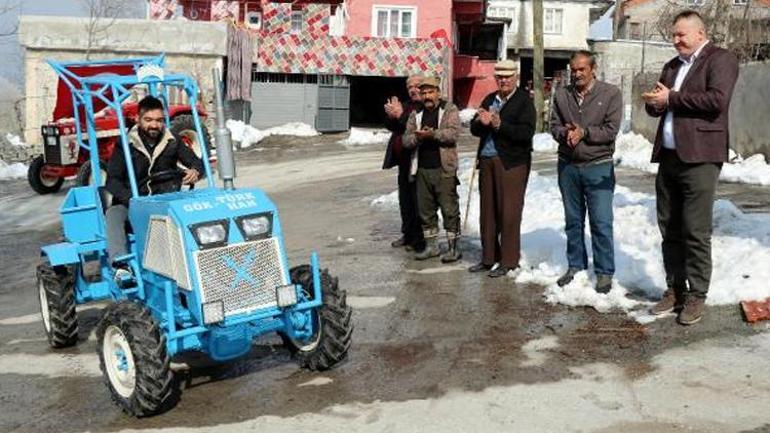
[28,155,64,194]
[96,301,175,417]
[37,262,78,348]
[284,265,353,370]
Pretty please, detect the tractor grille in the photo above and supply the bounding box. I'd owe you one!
[194,239,288,317]
[143,217,190,289]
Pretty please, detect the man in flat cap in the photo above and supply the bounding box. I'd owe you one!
[403,76,463,263]
[469,59,536,278]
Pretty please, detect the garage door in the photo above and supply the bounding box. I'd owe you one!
[316,75,350,132]
[249,73,319,129]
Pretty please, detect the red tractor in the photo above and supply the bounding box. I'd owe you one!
[28,57,211,194]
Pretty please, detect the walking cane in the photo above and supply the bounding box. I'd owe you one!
[462,156,479,234]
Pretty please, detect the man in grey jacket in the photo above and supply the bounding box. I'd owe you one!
[550,50,623,293]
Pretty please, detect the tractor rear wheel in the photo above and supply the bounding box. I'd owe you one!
[96,301,175,417]
[37,262,78,348]
[28,155,64,194]
[75,160,107,187]
[283,265,353,370]
[170,114,210,161]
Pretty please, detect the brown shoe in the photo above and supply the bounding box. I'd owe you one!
[650,289,681,315]
[678,296,706,325]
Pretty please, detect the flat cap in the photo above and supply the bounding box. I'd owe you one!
[494,59,518,76]
[419,76,441,89]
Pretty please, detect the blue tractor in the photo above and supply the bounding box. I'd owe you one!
[36,57,353,416]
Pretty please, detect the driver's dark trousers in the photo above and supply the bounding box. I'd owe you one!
[106,205,129,265]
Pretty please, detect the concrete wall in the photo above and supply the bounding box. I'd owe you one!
[18,16,227,146]
[345,0,452,39]
[631,62,770,159]
[590,39,677,129]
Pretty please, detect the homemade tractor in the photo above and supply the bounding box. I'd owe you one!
[36,57,353,416]
[28,54,211,194]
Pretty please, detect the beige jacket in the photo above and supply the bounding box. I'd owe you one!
[403,100,461,176]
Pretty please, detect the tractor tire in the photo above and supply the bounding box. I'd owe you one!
[75,160,107,187]
[36,262,78,348]
[96,301,175,417]
[27,155,64,194]
[283,265,353,371]
[170,114,210,160]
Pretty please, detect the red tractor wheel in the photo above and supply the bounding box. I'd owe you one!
[27,155,64,194]
[170,115,210,160]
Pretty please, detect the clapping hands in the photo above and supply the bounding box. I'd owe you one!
[384,96,404,119]
[641,82,670,111]
[477,108,501,129]
[566,123,585,148]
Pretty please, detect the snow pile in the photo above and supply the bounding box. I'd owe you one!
[338,128,390,146]
[0,158,28,180]
[459,108,478,126]
[613,131,658,173]
[373,158,770,318]
[226,120,319,149]
[536,131,770,186]
[5,133,29,147]
[532,133,558,153]
[721,154,770,186]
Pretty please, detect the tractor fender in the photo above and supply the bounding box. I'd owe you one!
[41,242,81,266]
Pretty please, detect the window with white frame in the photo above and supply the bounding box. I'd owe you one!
[488,5,516,32]
[733,0,747,4]
[372,6,417,38]
[291,10,303,34]
[544,8,563,34]
[686,0,704,5]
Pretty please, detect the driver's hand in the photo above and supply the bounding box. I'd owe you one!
[182,169,200,185]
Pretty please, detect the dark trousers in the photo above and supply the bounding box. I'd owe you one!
[106,204,129,264]
[478,157,530,268]
[656,149,721,298]
[416,168,461,237]
[558,160,615,276]
[398,161,424,249]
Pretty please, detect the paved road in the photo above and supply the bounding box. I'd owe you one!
[1,133,768,433]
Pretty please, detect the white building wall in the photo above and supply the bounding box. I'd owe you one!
[488,0,595,51]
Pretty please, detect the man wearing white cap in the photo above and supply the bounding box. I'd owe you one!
[469,59,536,278]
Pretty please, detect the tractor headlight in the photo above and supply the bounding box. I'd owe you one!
[202,301,224,324]
[235,213,273,241]
[189,220,229,249]
[41,125,60,147]
[276,284,298,308]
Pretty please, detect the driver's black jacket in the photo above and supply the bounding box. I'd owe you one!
[106,125,204,207]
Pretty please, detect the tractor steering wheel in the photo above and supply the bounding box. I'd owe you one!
[148,169,187,193]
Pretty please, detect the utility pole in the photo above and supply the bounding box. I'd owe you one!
[613,0,623,40]
[533,0,545,132]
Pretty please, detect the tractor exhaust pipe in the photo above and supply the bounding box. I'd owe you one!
[212,68,235,190]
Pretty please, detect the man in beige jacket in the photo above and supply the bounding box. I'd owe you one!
[403,76,462,263]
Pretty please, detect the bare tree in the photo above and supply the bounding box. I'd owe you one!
[80,0,131,59]
[652,0,770,62]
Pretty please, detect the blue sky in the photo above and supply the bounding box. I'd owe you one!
[0,0,145,86]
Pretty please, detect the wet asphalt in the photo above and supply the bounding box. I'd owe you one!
[0,132,768,432]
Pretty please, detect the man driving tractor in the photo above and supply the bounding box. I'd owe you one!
[105,95,204,285]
